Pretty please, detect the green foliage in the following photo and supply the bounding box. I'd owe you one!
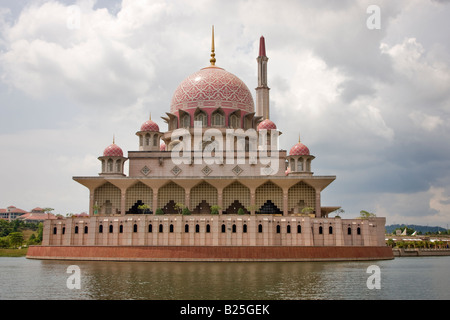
[237,208,245,215]
[0,237,10,248]
[360,210,376,218]
[175,203,185,214]
[8,232,24,248]
[155,208,164,215]
[182,207,191,215]
[210,205,221,215]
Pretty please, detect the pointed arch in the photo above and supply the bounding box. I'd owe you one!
[255,181,283,214]
[157,181,185,214]
[211,108,225,127]
[288,181,316,214]
[94,182,121,215]
[126,182,153,214]
[194,108,208,126]
[223,181,250,214]
[190,181,217,214]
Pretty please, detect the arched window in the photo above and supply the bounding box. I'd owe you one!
[194,110,207,126]
[258,224,263,233]
[99,225,103,233]
[133,224,138,233]
[297,225,302,233]
[116,160,121,172]
[212,110,225,126]
[159,224,163,233]
[145,133,150,146]
[53,227,57,235]
[221,224,226,233]
[243,224,247,233]
[62,227,65,235]
[287,225,291,234]
[119,225,123,233]
[139,135,143,147]
[230,114,239,128]
[181,113,190,128]
[276,225,281,234]
[357,227,361,235]
[319,226,323,234]
[206,224,211,233]
[153,134,158,146]
[329,226,333,234]
[109,225,113,233]
[297,159,303,171]
[74,226,79,234]
[84,226,88,234]
[232,224,236,233]
[196,224,200,233]
[148,224,153,232]
[108,159,113,172]
[169,224,174,233]
[185,224,189,233]
[348,227,352,235]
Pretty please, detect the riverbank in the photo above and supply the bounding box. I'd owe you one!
[393,248,450,257]
[0,248,28,257]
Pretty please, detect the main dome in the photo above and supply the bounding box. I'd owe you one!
[170,66,254,114]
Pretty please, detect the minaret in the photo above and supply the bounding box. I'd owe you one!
[256,36,270,119]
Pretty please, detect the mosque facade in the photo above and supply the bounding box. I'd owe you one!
[27,30,393,261]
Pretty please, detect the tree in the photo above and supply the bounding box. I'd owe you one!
[237,208,245,215]
[360,210,376,218]
[175,203,185,215]
[182,207,191,215]
[8,232,24,248]
[42,208,54,214]
[335,208,345,218]
[155,208,164,215]
[36,223,43,243]
[211,205,221,215]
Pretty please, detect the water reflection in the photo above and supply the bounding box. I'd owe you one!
[1,257,449,300]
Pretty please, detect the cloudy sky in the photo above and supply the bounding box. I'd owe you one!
[1,0,450,228]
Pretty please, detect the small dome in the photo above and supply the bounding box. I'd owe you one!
[160,142,166,151]
[140,119,159,132]
[103,143,123,157]
[257,119,277,131]
[289,142,310,156]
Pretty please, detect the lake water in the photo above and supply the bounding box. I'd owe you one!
[1,256,449,301]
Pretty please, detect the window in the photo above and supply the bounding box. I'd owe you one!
[148,224,152,232]
[348,227,352,235]
[153,134,158,146]
[109,225,113,233]
[181,113,190,128]
[119,225,123,233]
[232,224,236,233]
[258,224,263,233]
[276,225,281,233]
[108,159,113,172]
[170,224,174,233]
[194,111,207,126]
[297,159,303,171]
[319,226,323,234]
[243,224,247,233]
[116,160,121,172]
[185,224,189,233]
[53,227,57,235]
[62,227,65,235]
[212,110,225,126]
[159,224,163,233]
[230,114,239,128]
[206,224,211,233]
[84,226,88,234]
[357,227,361,235]
[99,225,103,233]
[287,225,291,234]
[221,224,226,233]
[74,226,79,234]
[196,224,200,233]
[134,224,138,233]
[145,133,150,146]
[329,226,333,234]
[297,225,302,233]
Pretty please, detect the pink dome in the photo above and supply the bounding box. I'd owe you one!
[140,119,159,132]
[170,66,254,114]
[103,143,123,157]
[257,119,277,131]
[289,142,310,156]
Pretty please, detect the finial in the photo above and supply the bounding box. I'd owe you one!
[298,134,301,143]
[113,134,115,144]
[149,112,152,120]
[210,25,216,66]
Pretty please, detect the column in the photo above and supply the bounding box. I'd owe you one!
[120,188,126,215]
[315,187,321,218]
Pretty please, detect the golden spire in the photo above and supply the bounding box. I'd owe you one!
[210,25,216,66]
[149,112,152,120]
[113,134,115,144]
[298,133,301,143]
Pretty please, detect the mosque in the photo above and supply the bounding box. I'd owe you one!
[27,29,393,261]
